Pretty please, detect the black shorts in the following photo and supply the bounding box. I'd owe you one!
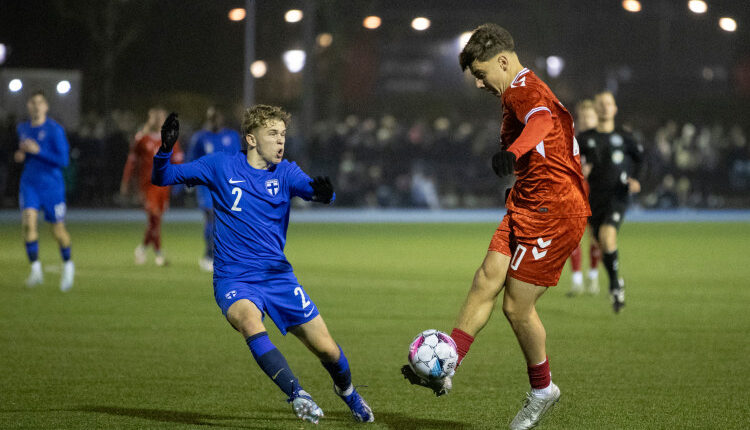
[589,196,628,234]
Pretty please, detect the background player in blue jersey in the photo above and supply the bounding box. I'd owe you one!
[152,105,374,424]
[188,106,241,272]
[13,90,74,291]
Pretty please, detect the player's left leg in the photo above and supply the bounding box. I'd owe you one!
[52,221,74,292]
[199,208,215,272]
[503,277,560,430]
[598,224,624,312]
[21,208,43,287]
[290,316,374,423]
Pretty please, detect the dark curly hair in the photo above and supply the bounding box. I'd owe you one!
[241,104,291,136]
[459,23,515,71]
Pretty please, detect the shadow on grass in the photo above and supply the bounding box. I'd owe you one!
[74,405,300,428]
[326,410,471,429]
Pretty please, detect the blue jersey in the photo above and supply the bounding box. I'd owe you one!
[189,128,242,209]
[152,151,331,280]
[17,118,69,187]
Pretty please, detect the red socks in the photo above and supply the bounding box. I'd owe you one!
[570,244,582,271]
[527,357,551,389]
[450,328,474,367]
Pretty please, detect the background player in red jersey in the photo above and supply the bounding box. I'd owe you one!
[402,24,590,430]
[567,99,601,296]
[120,107,184,266]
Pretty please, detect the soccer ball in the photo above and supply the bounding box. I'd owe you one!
[408,329,458,380]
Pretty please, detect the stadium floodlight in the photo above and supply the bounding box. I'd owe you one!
[250,60,267,78]
[56,80,71,95]
[546,56,565,78]
[363,16,381,29]
[411,17,431,31]
[719,17,737,32]
[285,9,303,23]
[282,50,306,73]
[317,33,333,48]
[228,8,246,21]
[0,43,6,65]
[688,0,708,14]
[458,31,472,50]
[8,78,22,92]
[622,0,642,12]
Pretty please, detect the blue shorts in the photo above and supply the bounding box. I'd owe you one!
[196,185,213,210]
[214,270,319,335]
[19,181,66,223]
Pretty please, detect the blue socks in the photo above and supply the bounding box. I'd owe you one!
[203,210,215,259]
[25,241,39,263]
[322,345,352,393]
[246,332,300,399]
[60,246,71,262]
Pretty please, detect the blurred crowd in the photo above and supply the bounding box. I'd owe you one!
[1,110,749,209]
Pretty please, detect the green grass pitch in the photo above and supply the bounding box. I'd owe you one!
[1,220,749,429]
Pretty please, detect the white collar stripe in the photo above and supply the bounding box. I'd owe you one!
[524,106,551,124]
[512,68,530,85]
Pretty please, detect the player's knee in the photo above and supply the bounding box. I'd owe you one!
[502,299,530,324]
[472,265,503,296]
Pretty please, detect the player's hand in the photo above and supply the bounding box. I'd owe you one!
[492,150,516,178]
[160,112,179,153]
[310,176,334,204]
[14,149,26,163]
[627,178,641,194]
[20,139,40,154]
[401,365,453,397]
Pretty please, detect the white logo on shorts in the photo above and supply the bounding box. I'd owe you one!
[532,237,551,260]
[304,306,316,318]
[225,290,237,300]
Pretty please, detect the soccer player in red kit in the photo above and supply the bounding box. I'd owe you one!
[402,24,590,430]
[120,107,184,266]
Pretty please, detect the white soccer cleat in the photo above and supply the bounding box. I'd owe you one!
[566,274,583,297]
[199,256,214,272]
[155,254,168,267]
[586,271,600,295]
[25,261,44,287]
[509,383,561,430]
[291,390,324,424]
[60,261,75,292]
[134,245,147,265]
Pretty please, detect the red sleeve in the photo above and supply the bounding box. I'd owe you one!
[507,111,554,159]
[121,137,140,186]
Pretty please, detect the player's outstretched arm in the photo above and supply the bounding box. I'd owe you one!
[309,176,335,204]
[400,365,453,397]
[152,112,213,187]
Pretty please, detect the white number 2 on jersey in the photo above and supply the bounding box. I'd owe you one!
[231,187,242,211]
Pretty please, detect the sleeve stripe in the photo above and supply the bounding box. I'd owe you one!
[523,106,552,124]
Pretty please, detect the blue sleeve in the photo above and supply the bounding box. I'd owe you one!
[287,162,336,203]
[152,151,215,187]
[33,124,69,168]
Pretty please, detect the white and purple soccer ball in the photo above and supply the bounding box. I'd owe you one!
[408,329,458,380]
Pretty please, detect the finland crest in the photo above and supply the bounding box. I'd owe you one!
[265,179,279,196]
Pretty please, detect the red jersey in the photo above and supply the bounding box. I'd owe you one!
[501,68,590,218]
[122,131,184,194]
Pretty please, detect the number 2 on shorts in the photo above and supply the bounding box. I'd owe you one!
[294,286,311,309]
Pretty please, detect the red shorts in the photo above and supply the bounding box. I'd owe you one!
[489,211,587,287]
[143,186,170,216]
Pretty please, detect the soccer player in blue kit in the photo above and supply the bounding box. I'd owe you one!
[152,105,374,424]
[188,106,241,272]
[14,90,75,291]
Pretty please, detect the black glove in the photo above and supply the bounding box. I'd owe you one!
[160,112,179,153]
[492,150,516,178]
[310,176,334,204]
[401,365,451,397]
